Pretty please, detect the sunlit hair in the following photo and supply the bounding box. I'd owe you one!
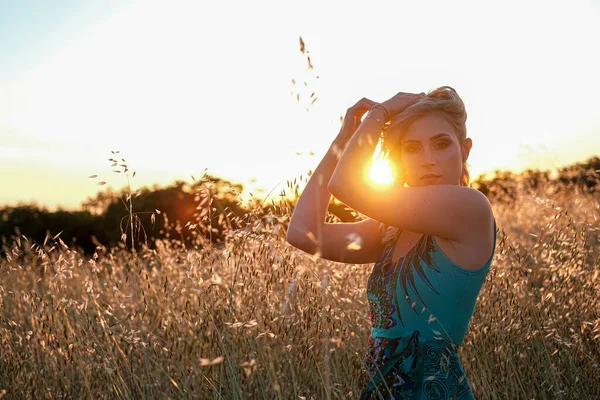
[379,86,471,243]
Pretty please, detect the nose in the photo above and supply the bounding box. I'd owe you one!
[421,146,436,166]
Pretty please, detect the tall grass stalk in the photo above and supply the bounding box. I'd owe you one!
[0,183,599,399]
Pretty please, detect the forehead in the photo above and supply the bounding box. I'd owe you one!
[402,114,456,143]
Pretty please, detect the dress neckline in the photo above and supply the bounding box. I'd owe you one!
[389,232,428,265]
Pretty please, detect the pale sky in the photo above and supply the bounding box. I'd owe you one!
[1,0,599,210]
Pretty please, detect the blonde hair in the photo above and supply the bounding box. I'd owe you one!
[378,86,471,243]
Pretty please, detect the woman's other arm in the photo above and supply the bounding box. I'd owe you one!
[286,98,386,264]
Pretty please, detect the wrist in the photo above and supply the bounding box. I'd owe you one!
[365,104,390,125]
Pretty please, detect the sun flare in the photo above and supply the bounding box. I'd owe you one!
[369,143,394,185]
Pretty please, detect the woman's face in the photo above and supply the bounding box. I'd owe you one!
[396,113,471,187]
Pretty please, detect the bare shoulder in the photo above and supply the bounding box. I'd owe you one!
[329,183,493,243]
[434,205,496,271]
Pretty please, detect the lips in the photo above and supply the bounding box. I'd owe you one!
[421,174,440,180]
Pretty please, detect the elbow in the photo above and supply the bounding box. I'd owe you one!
[327,172,339,195]
[285,229,299,247]
[285,226,317,255]
[328,170,351,202]
[327,181,336,195]
[286,234,315,255]
[327,180,342,200]
[328,181,350,207]
[285,225,306,249]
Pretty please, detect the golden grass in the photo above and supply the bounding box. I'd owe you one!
[0,185,599,399]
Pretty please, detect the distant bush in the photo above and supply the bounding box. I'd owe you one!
[1,156,598,255]
[1,162,598,399]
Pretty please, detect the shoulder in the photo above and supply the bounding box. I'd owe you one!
[381,185,493,242]
[435,208,496,271]
[329,182,492,246]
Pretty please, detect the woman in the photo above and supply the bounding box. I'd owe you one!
[286,87,497,399]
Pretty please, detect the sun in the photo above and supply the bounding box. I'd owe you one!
[369,142,394,185]
[369,157,393,185]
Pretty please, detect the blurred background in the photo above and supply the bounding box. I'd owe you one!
[1,0,599,251]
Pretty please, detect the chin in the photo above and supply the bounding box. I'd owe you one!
[415,180,445,187]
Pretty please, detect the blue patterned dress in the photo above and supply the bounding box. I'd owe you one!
[359,219,497,399]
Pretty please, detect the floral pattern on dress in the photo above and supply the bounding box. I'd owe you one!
[367,233,440,328]
[359,334,474,399]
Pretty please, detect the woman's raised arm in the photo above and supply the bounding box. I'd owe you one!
[286,98,386,264]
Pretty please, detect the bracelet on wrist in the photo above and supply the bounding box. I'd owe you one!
[366,104,391,124]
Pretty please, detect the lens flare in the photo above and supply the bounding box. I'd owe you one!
[369,142,394,185]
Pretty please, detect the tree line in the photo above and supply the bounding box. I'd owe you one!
[1,156,598,256]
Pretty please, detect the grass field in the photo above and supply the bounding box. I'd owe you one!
[1,184,599,399]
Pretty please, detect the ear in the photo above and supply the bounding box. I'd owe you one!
[462,138,473,161]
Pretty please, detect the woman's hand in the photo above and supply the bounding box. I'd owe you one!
[337,97,377,141]
[380,92,426,119]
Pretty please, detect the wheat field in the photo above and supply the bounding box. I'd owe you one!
[1,184,599,399]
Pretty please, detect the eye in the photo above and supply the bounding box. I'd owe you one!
[404,145,419,153]
[436,141,449,149]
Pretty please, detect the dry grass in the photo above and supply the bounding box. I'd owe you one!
[1,184,599,399]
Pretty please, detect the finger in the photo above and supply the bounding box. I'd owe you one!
[355,97,376,107]
[346,99,375,116]
[361,97,377,107]
[356,98,377,112]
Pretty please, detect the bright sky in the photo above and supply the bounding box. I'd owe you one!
[1,0,599,210]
